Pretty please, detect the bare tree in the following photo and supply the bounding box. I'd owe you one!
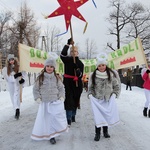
[125,2,150,50]
[8,2,40,57]
[43,25,62,53]
[107,0,131,50]
[85,38,97,59]
[0,11,12,56]
[107,0,150,73]
[123,2,150,72]
[107,0,150,51]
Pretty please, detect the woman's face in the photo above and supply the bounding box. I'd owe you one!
[45,65,54,74]
[97,64,106,72]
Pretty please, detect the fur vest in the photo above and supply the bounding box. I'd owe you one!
[88,70,121,101]
[33,72,65,102]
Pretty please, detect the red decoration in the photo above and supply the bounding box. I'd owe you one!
[46,0,88,31]
[120,57,136,65]
[30,62,44,68]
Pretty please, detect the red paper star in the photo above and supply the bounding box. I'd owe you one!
[47,0,88,31]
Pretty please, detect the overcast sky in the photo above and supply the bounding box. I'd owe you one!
[0,0,150,55]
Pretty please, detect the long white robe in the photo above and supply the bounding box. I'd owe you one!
[31,100,68,140]
[2,67,26,109]
[90,95,119,128]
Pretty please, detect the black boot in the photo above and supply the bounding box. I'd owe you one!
[72,116,75,122]
[103,126,110,138]
[50,138,56,144]
[15,109,20,120]
[67,119,71,127]
[94,126,101,141]
[148,109,150,118]
[143,107,148,117]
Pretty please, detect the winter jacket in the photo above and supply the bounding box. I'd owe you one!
[126,69,133,82]
[88,70,121,101]
[2,67,26,86]
[33,72,65,103]
[141,68,150,90]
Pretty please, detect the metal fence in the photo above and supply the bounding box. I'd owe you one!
[120,74,144,88]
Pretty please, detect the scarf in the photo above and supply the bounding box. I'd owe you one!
[96,70,108,79]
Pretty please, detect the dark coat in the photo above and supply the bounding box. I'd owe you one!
[60,45,84,110]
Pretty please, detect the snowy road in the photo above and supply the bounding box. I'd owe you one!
[0,84,150,150]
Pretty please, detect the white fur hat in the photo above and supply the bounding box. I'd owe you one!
[7,54,15,61]
[44,57,56,68]
[96,52,108,66]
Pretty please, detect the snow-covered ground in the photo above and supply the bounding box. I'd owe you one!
[0,83,150,150]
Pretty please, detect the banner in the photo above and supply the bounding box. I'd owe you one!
[19,44,47,73]
[19,44,97,74]
[19,37,147,74]
[107,37,147,70]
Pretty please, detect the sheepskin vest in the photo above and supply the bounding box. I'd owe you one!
[88,70,120,101]
[33,72,65,102]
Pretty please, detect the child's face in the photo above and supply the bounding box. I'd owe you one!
[9,59,15,64]
[70,47,78,57]
[70,50,78,57]
[97,64,106,72]
[45,65,54,74]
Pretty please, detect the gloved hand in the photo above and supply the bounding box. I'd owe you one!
[59,97,65,102]
[88,94,93,99]
[111,93,116,99]
[146,70,150,74]
[36,98,41,104]
[14,72,22,79]
[67,38,74,45]
[19,78,25,84]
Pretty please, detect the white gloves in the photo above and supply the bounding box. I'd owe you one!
[59,97,65,102]
[36,98,41,104]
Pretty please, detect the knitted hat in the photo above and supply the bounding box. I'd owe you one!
[7,54,15,61]
[44,52,58,68]
[44,57,56,68]
[96,52,108,66]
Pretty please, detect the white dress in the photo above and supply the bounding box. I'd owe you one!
[2,67,26,109]
[90,94,119,128]
[31,100,68,140]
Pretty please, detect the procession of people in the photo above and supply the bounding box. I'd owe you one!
[1,38,150,146]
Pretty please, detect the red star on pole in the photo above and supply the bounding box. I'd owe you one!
[46,0,88,31]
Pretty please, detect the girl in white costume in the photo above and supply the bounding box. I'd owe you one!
[2,54,26,119]
[88,52,121,141]
[31,57,68,144]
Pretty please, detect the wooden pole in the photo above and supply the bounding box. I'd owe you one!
[138,37,150,78]
[70,21,78,87]
[138,37,148,68]
[18,43,22,103]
